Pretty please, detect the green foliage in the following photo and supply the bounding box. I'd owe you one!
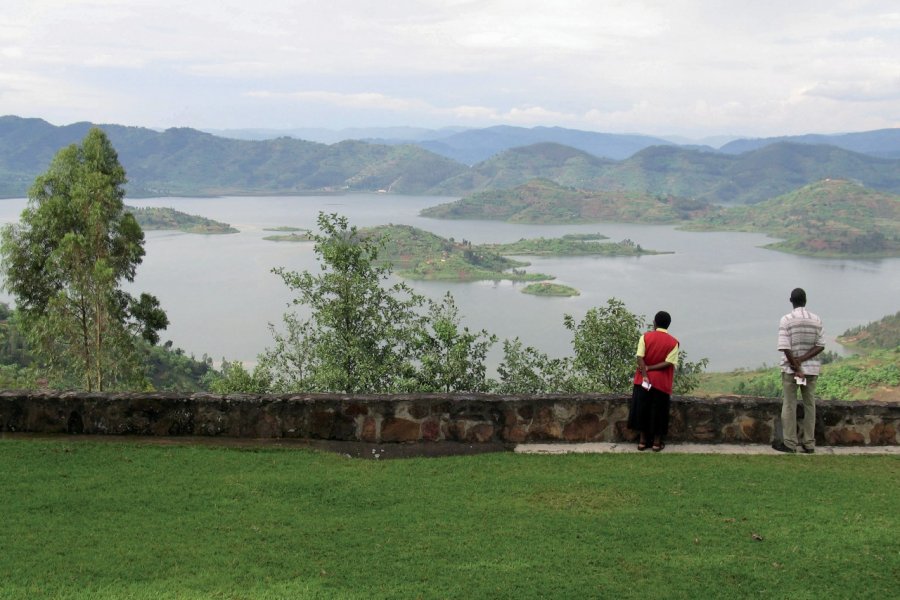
[815,349,900,400]
[259,212,426,393]
[411,293,497,392]
[564,298,645,393]
[139,342,215,392]
[672,349,710,396]
[202,359,271,394]
[495,337,571,394]
[697,344,900,401]
[0,302,211,392]
[0,128,168,390]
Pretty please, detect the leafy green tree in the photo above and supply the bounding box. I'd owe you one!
[413,293,496,392]
[672,349,710,395]
[564,298,645,393]
[496,337,571,394]
[259,212,425,393]
[202,359,271,394]
[0,128,168,390]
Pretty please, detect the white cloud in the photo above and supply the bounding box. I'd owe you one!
[804,78,900,103]
[2,0,899,135]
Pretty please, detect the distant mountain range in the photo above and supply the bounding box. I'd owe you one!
[719,129,900,159]
[0,116,467,197]
[432,141,900,204]
[2,115,900,204]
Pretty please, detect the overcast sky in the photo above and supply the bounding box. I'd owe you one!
[2,1,899,139]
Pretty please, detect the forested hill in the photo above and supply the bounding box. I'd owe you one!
[432,142,900,204]
[685,179,900,257]
[0,116,468,198]
[4,116,900,204]
[421,178,715,223]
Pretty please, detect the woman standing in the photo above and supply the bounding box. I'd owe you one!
[628,311,680,452]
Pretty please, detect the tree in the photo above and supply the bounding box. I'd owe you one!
[259,212,425,393]
[672,349,709,395]
[0,128,167,390]
[496,337,571,394]
[202,359,271,394]
[413,293,496,392]
[564,298,644,393]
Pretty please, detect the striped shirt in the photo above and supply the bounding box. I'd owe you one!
[777,307,825,375]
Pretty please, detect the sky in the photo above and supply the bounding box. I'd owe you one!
[2,0,900,140]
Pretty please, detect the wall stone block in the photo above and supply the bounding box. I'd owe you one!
[381,417,421,443]
[563,414,602,441]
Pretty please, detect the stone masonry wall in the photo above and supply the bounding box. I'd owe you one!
[0,391,897,446]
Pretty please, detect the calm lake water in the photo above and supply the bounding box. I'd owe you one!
[2,193,899,372]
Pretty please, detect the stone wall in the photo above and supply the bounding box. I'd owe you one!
[0,390,897,446]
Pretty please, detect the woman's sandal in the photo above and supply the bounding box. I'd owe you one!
[652,442,665,452]
[637,441,648,451]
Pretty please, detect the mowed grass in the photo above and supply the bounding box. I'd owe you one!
[0,440,897,599]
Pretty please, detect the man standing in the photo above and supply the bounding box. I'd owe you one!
[773,288,825,454]
[629,311,680,452]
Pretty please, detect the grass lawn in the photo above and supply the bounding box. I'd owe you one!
[0,439,897,599]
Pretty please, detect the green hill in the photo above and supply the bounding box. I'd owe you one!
[685,179,900,257]
[0,116,468,197]
[421,178,714,224]
[837,311,900,350]
[6,117,900,204]
[429,143,617,194]
[432,141,900,204]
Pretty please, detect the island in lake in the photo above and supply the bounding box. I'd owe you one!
[363,224,553,283]
[260,222,669,286]
[127,206,238,234]
[262,227,314,242]
[361,224,669,287]
[521,283,580,297]
[479,233,667,257]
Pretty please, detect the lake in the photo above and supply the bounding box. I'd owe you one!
[2,193,899,373]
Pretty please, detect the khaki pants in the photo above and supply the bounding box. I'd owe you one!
[781,372,817,450]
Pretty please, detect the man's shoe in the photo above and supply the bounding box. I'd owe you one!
[800,446,815,454]
[771,442,795,453]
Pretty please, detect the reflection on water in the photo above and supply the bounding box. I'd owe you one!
[1,194,899,372]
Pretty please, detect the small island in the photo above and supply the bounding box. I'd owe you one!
[480,233,666,257]
[521,283,580,297]
[364,224,553,282]
[127,206,238,234]
[263,227,314,242]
